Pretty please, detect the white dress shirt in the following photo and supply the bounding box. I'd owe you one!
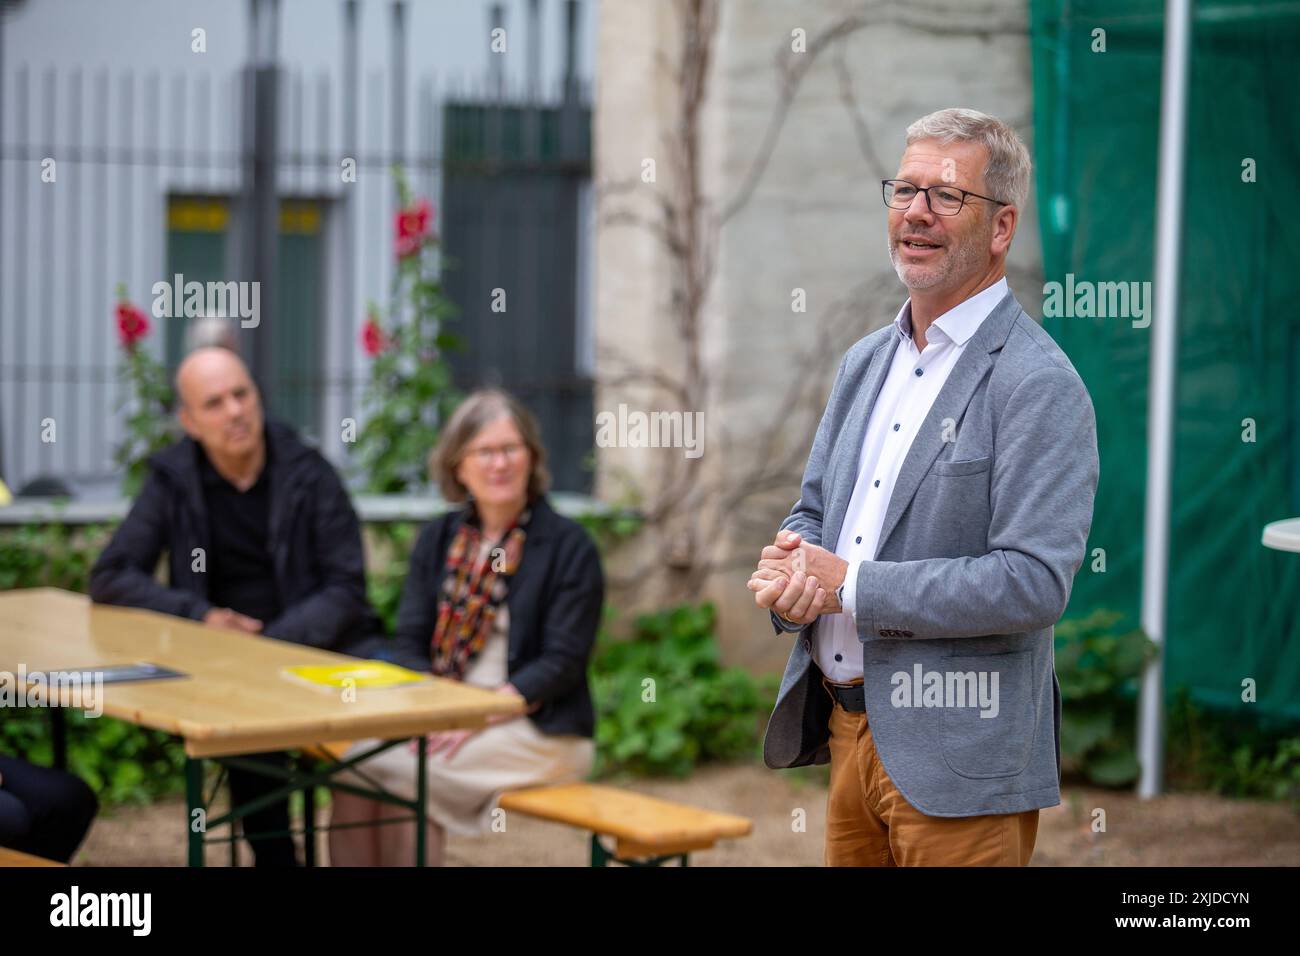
[815,278,1008,683]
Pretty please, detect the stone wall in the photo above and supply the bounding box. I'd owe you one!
[593,0,1043,673]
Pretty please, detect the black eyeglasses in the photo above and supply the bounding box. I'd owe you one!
[881,179,1008,216]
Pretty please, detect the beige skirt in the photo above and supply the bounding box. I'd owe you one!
[338,605,595,836]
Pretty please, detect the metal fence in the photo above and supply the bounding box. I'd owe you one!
[0,10,594,497]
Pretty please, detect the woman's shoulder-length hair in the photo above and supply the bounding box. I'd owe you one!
[428,387,551,504]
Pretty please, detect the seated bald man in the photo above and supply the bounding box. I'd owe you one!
[90,346,382,866]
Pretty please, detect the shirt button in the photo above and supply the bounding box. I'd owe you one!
[914,368,923,377]
[873,479,880,487]
[834,653,842,662]
[893,423,900,431]
[855,536,862,544]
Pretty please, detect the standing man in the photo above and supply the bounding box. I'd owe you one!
[750,108,1098,866]
[91,346,382,865]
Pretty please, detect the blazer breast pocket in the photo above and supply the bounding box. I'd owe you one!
[930,455,992,477]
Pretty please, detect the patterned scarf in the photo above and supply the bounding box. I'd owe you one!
[429,501,530,679]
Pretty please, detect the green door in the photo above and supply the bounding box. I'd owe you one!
[164,196,325,438]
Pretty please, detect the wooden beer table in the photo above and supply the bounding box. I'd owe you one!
[0,588,524,866]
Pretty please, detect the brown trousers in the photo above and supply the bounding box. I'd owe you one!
[823,676,1038,866]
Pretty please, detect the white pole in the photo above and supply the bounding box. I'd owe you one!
[1138,0,1193,799]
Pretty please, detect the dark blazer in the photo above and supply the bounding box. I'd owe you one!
[387,495,604,738]
[89,420,382,650]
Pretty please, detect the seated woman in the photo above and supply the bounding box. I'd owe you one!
[329,388,603,866]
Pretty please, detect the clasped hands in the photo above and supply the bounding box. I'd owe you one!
[203,607,262,633]
[747,529,849,626]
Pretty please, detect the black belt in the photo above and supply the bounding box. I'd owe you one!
[823,678,866,713]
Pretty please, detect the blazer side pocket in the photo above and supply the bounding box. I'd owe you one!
[939,650,1035,779]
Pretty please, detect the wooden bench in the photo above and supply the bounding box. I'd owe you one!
[0,846,65,867]
[302,745,754,866]
[497,782,753,866]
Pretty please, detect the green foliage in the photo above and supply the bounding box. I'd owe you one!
[1054,609,1300,803]
[590,602,780,778]
[353,168,462,493]
[365,521,418,637]
[573,508,644,555]
[1166,687,1300,809]
[1054,609,1157,787]
[0,522,112,592]
[0,711,187,807]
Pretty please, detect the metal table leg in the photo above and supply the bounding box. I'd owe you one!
[183,737,430,867]
[303,779,317,867]
[415,735,427,867]
[50,707,67,771]
[185,757,205,867]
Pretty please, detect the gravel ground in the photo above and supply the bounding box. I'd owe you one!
[73,762,1300,866]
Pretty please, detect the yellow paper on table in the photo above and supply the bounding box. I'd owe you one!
[281,660,429,691]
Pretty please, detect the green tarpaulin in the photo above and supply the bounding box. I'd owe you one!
[1030,0,1300,721]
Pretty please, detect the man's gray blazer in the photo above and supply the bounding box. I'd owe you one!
[763,288,1099,817]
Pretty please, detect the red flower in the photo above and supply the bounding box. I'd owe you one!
[361,314,387,357]
[394,197,433,259]
[116,301,151,349]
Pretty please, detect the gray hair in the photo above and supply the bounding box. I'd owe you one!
[184,314,239,354]
[905,108,1032,211]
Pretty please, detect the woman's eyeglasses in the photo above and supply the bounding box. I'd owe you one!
[462,442,527,466]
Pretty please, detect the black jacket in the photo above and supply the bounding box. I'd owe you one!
[89,421,381,650]
[387,496,604,738]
